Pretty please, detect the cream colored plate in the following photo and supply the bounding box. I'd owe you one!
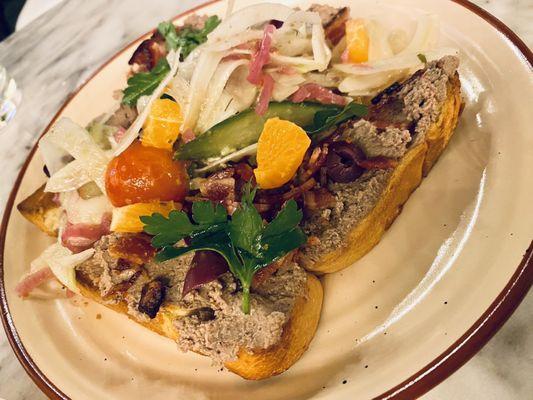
[1,1,532,399]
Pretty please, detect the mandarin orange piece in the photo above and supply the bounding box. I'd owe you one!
[254,118,311,189]
[111,201,179,233]
[142,98,183,150]
[345,19,369,63]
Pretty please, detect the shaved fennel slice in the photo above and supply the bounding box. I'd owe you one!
[37,243,94,294]
[42,118,109,193]
[38,136,70,175]
[367,20,394,62]
[270,53,322,73]
[45,160,91,192]
[205,30,263,52]
[225,0,235,19]
[114,50,181,156]
[196,143,258,174]
[339,70,409,95]
[196,59,249,133]
[183,50,227,132]
[399,14,439,55]
[270,71,306,102]
[166,74,191,111]
[224,64,258,109]
[310,22,332,71]
[333,47,458,76]
[208,3,293,42]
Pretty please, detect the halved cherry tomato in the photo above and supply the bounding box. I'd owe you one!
[105,141,188,207]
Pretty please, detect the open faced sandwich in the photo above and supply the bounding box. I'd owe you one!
[15,2,462,379]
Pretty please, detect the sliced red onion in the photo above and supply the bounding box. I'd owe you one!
[182,251,229,297]
[15,267,55,298]
[291,83,347,105]
[255,73,275,116]
[247,24,276,85]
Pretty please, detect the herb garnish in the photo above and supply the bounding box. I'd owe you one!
[306,102,368,136]
[417,53,428,64]
[141,184,307,314]
[122,16,221,106]
[158,15,221,59]
[122,58,170,106]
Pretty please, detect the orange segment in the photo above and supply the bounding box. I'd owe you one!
[345,19,369,63]
[254,118,311,189]
[111,201,180,233]
[142,98,183,150]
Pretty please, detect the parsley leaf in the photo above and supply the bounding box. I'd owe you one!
[141,201,227,247]
[121,58,170,106]
[145,183,307,314]
[158,15,221,59]
[306,101,368,136]
[158,21,180,51]
[417,53,428,64]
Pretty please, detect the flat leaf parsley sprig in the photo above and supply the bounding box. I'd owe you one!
[141,184,307,314]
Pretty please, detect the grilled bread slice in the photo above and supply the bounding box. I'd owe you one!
[302,70,462,274]
[77,272,323,380]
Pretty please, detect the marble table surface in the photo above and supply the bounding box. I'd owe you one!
[0,0,531,399]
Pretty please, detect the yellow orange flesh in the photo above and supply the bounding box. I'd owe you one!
[254,118,311,189]
[141,99,183,150]
[111,201,179,233]
[345,19,369,63]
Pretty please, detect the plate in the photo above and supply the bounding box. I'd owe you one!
[1,1,532,399]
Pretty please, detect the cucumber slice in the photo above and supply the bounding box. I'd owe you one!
[175,102,341,161]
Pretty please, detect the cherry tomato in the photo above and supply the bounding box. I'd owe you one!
[105,141,188,207]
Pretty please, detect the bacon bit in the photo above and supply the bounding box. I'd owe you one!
[15,267,55,298]
[258,178,317,204]
[234,162,255,182]
[303,188,337,210]
[299,144,329,182]
[199,168,236,202]
[291,84,347,106]
[252,252,294,288]
[324,7,350,45]
[255,73,275,116]
[247,24,276,85]
[128,38,167,72]
[109,234,155,265]
[181,128,196,144]
[114,127,127,144]
[307,236,321,246]
[356,155,398,170]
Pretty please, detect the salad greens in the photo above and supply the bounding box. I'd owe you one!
[122,58,170,106]
[122,16,221,106]
[158,15,221,59]
[141,183,307,314]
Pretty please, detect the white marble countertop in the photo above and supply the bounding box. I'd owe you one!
[0,0,531,399]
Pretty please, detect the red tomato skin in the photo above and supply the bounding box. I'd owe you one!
[105,141,188,207]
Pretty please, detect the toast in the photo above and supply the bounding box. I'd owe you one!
[77,272,323,380]
[300,69,462,274]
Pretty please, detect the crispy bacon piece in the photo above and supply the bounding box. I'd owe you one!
[252,252,294,288]
[128,32,167,72]
[291,83,347,106]
[324,7,350,45]
[199,168,236,202]
[15,267,55,298]
[303,187,337,211]
[356,156,398,170]
[299,144,329,182]
[258,178,317,204]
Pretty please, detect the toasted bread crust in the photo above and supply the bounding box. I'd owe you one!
[77,273,323,380]
[305,74,462,274]
[17,184,60,237]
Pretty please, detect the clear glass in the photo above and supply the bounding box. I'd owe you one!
[0,65,21,130]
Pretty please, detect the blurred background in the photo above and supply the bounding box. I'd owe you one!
[1,0,63,39]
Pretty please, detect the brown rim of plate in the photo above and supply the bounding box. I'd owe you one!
[0,1,532,399]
